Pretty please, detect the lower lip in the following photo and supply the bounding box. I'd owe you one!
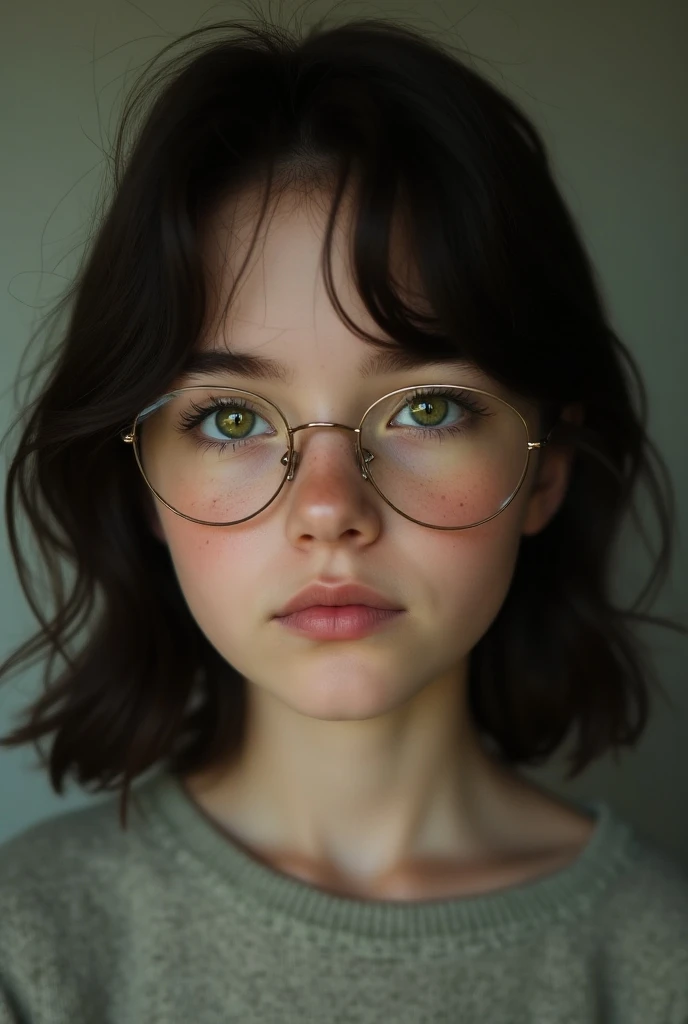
[274,605,404,640]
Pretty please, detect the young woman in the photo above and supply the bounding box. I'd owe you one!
[1,13,686,1024]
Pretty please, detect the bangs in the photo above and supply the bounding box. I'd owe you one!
[129,19,558,407]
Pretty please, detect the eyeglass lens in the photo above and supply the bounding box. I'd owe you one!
[134,386,529,527]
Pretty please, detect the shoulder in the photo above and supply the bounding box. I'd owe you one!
[591,822,688,1017]
[0,782,188,1019]
[0,787,150,885]
[0,792,143,1019]
[602,826,688,933]
[0,784,172,954]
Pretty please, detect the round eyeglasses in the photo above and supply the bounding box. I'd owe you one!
[120,384,553,530]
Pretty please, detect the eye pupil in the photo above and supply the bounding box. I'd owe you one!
[217,407,253,438]
[410,397,447,426]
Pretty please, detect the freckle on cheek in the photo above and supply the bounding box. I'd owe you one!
[404,465,499,523]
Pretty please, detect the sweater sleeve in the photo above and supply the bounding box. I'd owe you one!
[0,865,96,1024]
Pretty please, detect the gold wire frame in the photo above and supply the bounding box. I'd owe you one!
[120,384,554,530]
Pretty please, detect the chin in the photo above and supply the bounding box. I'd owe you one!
[262,658,424,720]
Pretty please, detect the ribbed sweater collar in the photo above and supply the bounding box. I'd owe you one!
[131,768,638,946]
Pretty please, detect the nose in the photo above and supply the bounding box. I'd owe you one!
[282,422,372,480]
[281,424,382,549]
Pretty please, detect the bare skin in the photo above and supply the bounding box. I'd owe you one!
[151,184,593,905]
[184,758,595,902]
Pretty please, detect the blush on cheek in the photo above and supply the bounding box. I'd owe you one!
[161,514,269,608]
[383,456,520,530]
[398,494,524,620]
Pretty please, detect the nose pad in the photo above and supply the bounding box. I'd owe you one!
[359,447,375,479]
[280,448,300,481]
[279,443,376,481]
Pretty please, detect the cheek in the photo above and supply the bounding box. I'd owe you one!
[404,504,525,633]
[156,484,528,675]
[159,514,265,637]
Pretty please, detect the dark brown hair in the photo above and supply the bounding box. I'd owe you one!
[1,9,685,828]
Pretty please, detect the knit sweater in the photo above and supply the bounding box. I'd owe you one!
[1,769,687,1024]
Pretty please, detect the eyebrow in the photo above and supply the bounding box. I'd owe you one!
[177,347,477,384]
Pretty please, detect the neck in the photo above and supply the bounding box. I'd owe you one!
[182,666,584,897]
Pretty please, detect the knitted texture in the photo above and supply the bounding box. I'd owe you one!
[1,769,687,1023]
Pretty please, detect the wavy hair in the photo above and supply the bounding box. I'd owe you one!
[1,10,684,827]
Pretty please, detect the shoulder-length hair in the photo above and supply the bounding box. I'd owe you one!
[1,12,684,828]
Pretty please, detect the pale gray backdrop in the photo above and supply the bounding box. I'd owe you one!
[1,0,686,861]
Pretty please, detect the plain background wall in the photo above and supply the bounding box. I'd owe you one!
[1,0,687,860]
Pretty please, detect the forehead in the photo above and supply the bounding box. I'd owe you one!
[188,188,529,413]
[200,186,415,352]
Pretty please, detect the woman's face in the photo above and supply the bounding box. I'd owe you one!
[149,190,572,722]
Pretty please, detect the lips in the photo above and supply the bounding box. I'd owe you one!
[274,582,404,618]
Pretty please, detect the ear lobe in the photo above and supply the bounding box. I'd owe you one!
[520,403,583,537]
[520,448,572,536]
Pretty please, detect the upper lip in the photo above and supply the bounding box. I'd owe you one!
[275,583,404,617]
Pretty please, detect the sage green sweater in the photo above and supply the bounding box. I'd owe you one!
[1,769,687,1023]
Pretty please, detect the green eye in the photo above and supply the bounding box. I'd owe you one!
[216,407,255,439]
[408,396,448,426]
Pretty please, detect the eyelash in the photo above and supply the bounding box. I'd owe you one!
[176,387,491,455]
[177,396,273,455]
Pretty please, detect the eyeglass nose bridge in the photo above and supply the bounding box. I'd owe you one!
[280,422,375,482]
